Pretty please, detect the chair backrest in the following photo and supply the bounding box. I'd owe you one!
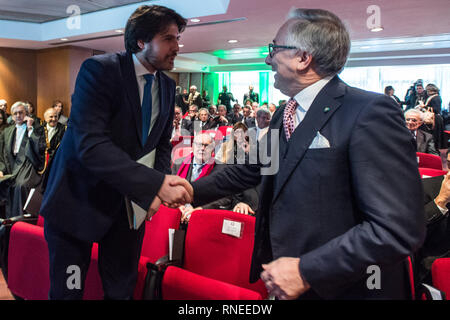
[183,209,267,297]
[171,135,193,148]
[419,168,447,178]
[432,258,450,299]
[171,146,193,167]
[217,126,233,138]
[37,215,45,227]
[416,152,443,170]
[140,205,181,263]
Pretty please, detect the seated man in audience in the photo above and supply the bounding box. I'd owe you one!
[268,103,277,117]
[229,103,243,125]
[192,108,217,132]
[208,105,217,117]
[242,105,256,128]
[187,85,203,108]
[0,101,46,218]
[212,105,232,128]
[405,109,439,156]
[171,106,192,139]
[248,109,271,142]
[416,150,450,285]
[0,100,10,124]
[172,132,257,222]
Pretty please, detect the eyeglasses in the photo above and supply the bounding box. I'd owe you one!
[193,142,213,149]
[405,118,418,122]
[268,43,301,58]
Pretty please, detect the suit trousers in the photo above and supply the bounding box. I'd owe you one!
[44,210,146,300]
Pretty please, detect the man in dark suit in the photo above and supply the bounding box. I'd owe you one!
[229,103,243,125]
[40,5,192,300]
[242,105,256,128]
[405,108,439,155]
[182,8,425,300]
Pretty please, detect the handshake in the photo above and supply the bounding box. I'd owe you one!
[147,175,194,218]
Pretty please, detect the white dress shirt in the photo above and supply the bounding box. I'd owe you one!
[292,76,333,128]
[14,123,32,155]
[47,123,56,142]
[132,54,161,168]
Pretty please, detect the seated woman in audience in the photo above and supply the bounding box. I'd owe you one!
[0,109,9,134]
[25,101,42,127]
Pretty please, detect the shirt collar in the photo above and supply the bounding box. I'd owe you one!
[132,53,157,78]
[293,76,333,113]
[15,123,26,129]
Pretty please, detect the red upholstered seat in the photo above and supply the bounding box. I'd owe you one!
[432,258,450,300]
[160,209,268,300]
[7,221,103,300]
[162,266,263,300]
[133,205,181,299]
[217,126,233,139]
[416,152,443,170]
[419,167,447,178]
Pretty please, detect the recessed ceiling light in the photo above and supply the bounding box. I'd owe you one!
[190,18,200,23]
[392,39,405,44]
[361,46,371,49]
[172,68,177,71]
[423,42,434,46]
[370,27,384,32]
[179,44,184,48]
[115,29,124,33]
[228,40,238,43]
[233,50,242,54]
[60,38,68,41]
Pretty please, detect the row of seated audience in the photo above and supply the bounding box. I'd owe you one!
[0,99,67,220]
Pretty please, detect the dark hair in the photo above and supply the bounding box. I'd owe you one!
[384,86,394,95]
[125,5,187,53]
[0,109,6,124]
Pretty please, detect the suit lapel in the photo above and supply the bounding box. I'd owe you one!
[416,130,424,152]
[272,76,346,203]
[120,52,143,147]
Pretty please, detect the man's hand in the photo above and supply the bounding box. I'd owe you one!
[180,205,202,223]
[0,171,3,178]
[260,257,310,300]
[146,196,161,220]
[435,172,450,209]
[158,175,193,207]
[24,116,34,129]
[232,202,255,215]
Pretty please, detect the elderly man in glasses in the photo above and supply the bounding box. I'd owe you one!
[184,8,425,300]
[405,108,439,156]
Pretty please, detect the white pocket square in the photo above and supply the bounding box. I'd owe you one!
[309,132,331,149]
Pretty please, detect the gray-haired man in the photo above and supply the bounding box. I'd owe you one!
[185,8,425,300]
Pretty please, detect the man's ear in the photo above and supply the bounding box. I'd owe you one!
[296,51,313,72]
[137,40,145,50]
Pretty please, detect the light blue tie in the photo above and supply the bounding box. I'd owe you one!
[142,74,154,146]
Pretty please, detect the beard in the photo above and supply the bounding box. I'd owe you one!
[144,48,177,71]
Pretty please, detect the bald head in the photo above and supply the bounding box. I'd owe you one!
[44,108,58,127]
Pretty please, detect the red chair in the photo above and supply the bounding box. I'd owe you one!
[7,221,103,300]
[159,209,268,300]
[416,152,443,170]
[133,206,181,299]
[171,135,193,148]
[432,258,450,299]
[171,146,192,167]
[217,126,233,138]
[418,168,447,178]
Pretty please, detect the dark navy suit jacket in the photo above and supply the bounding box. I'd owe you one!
[40,52,174,243]
[193,76,426,299]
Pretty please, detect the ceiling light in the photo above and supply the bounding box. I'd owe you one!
[60,38,68,41]
[179,44,184,48]
[361,46,371,49]
[190,18,200,23]
[115,29,124,33]
[233,50,242,54]
[392,39,405,44]
[228,40,238,43]
[370,27,384,32]
[423,42,434,46]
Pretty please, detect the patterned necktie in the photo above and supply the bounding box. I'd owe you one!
[142,74,154,146]
[283,98,298,141]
